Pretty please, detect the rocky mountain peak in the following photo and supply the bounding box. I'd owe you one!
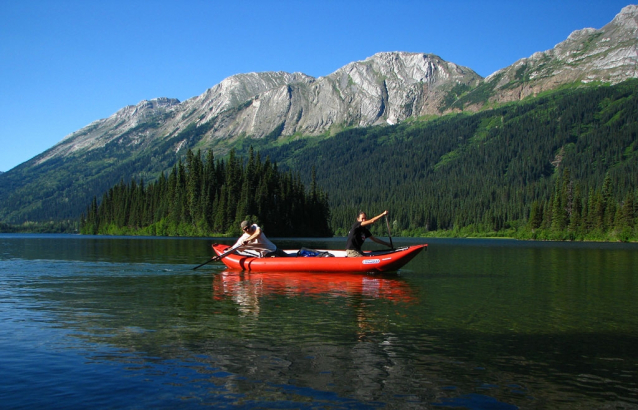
[170,51,483,140]
[325,51,481,123]
[479,4,638,107]
[113,97,181,120]
[340,51,478,86]
[181,71,315,127]
[613,4,638,29]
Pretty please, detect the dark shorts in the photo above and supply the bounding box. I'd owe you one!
[265,248,288,257]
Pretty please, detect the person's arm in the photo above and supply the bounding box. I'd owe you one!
[232,233,249,250]
[360,210,389,227]
[370,235,392,248]
[242,225,262,245]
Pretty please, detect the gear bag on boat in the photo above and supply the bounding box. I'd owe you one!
[296,247,335,257]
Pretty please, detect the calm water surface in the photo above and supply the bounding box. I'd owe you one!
[1,234,637,409]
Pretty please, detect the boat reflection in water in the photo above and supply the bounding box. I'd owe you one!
[212,270,417,307]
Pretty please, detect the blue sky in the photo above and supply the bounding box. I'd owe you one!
[0,0,633,172]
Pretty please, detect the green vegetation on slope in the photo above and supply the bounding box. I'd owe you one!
[257,80,638,241]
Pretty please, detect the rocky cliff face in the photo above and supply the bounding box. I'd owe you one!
[478,5,638,106]
[37,97,181,164]
[35,52,481,164]
[35,72,313,165]
[202,52,482,139]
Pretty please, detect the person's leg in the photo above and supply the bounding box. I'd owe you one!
[346,249,364,257]
[265,248,288,257]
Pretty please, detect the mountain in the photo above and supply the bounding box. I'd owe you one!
[0,53,482,223]
[32,52,481,167]
[1,4,637,225]
[448,4,638,110]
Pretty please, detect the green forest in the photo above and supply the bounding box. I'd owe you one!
[256,80,638,242]
[80,148,332,237]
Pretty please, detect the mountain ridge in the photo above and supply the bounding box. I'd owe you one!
[1,4,638,224]
[466,4,638,108]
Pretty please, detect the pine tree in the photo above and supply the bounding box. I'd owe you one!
[528,200,542,230]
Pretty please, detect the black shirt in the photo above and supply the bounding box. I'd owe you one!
[346,221,371,251]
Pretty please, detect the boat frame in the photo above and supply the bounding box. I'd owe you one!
[211,243,427,273]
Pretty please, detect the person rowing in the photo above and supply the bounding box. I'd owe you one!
[231,220,288,258]
[345,210,392,257]
[193,219,285,269]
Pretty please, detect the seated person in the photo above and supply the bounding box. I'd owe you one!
[232,220,288,257]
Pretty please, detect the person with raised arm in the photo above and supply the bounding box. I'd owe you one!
[345,210,392,257]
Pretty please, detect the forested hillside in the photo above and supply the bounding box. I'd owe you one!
[80,148,332,237]
[257,80,638,241]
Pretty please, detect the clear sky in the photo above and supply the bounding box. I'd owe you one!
[0,0,633,172]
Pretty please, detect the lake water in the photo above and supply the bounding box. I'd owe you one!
[1,234,637,409]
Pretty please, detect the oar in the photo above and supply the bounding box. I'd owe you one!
[192,257,217,270]
[384,214,394,249]
[192,245,241,270]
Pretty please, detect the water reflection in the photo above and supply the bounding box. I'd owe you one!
[213,270,416,304]
[211,270,418,346]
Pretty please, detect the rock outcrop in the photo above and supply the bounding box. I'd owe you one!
[481,5,638,105]
[36,52,481,163]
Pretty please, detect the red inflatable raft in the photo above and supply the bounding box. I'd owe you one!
[211,243,427,273]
